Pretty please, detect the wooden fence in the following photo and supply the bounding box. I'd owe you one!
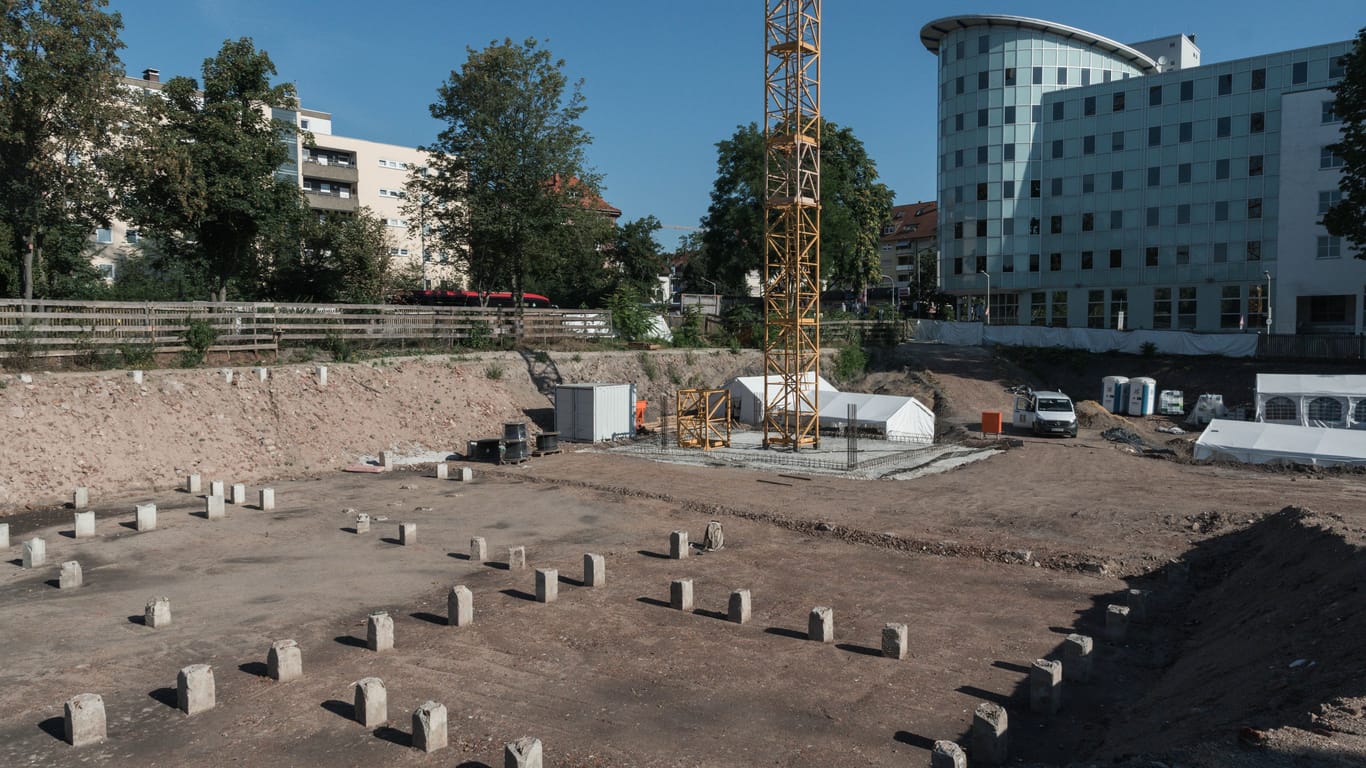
[0,299,613,360]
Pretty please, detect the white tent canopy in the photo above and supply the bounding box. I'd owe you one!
[820,392,936,445]
[724,374,840,425]
[1255,373,1366,429]
[1194,419,1366,467]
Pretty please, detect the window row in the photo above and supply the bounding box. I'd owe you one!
[949,240,1264,274]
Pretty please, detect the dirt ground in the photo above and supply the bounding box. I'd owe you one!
[1,343,1364,766]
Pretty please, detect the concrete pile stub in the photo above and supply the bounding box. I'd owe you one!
[381,451,395,471]
[931,740,967,768]
[221,368,234,384]
[808,607,834,643]
[971,702,1009,765]
[508,546,526,569]
[177,664,215,715]
[353,677,386,727]
[0,523,8,549]
[458,467,473,482]
[209,480,225,498]
[882,622,909,659]
[535,569,558,603]
[18,373,32,383]
[728,589,751,624]
[399,523,416,546]
[583,554,605,587]
[73,487,89,510]
[1063,634,1093,682]
[73,511,95,538]
[470,537,487,561]
[59,561,83,590]
[435,463,449,480]
[267,639,302,682]
[316,365,328,387]
[229,483,247,505]
[1029,659,1063,714]
[205,495,225,520]
[448,586,473,627]
[135,503,157,531]
[505,736,543,768]
[1126,588,1151,622]
[669,530,688,559]
[367,611,394,652]
[255,367,269,382]
[130,370,144,385]
[670,579,694,611]
[355,513,370,534]
[259,488,275,511]
[22,537,46,568]
[145,597,171,628]
[1106,604,1131,641]
[64,693,106,747]
[186,474,202,494]
[412,701,448,753]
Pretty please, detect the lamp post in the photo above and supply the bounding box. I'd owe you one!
[1264,270,1273,334]
[698,276,718,315]
[978,269,991,325]
[880,274,897,315]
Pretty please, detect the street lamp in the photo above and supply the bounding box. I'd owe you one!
[978,270,991,325]
[880,274,897,315]
[697,276,718,315]
[1264,270,1273,334]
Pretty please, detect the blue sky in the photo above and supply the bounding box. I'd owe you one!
[108,1,1362,249]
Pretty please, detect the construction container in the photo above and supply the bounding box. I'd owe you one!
[981,410,1003,435]
[555,383,637,442]
[1128,377,1157,416]
[1102,376,1130,413]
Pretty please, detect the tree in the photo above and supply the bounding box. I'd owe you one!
[700,120,895,293]
[609,215,667,300]
[0,0,126,299]
[266,208,393,303]
[115,38,302,301]
[414,38,601,309]
[1325,28,1366,257]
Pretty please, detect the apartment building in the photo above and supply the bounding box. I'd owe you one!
[878,200,938,300]
[922,15,1360,333]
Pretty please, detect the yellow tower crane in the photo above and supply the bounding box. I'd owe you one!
[762,0,821,450]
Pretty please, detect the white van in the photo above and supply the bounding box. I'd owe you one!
[1012,389,1078,437]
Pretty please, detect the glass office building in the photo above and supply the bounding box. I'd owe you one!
[922,15,1357,333]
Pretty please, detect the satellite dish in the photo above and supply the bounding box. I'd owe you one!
[1157,55,1170,69]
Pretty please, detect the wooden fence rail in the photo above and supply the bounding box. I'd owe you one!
[0,299,613,359]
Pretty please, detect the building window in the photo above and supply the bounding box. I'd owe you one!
[1050,215,1063,234]
[1251,68,1266,90]
[1030,291,1047,325]
[378,188,406,199]
[955,113,965,131]
[976,255,987,273]
[953,257,963,275]
[1002,219,1014,235]
[1178,163,1192,183]
[1083,96,1096,116]
[1032,105,1042,122]
[1331,56,1346,79]
[300,118,310,130]
[1051,178,1063,196]
[1323,101,1339,124]
[1250,112,1265,133]
[1110,249,1123,268]
[1215,201,1229,221]
[978,71,989,90]
[1177,287,1198,329]
[1248,198,1263,219]
[126,230,140,244]
[1321,147,1346,169]
[1112,131,1124,151]
[95,227,112,244]
[1083,135,1095,155]
[1292,61,1308,85]
[1110,289,1128,327]
[1082,69,1092,86]
[1111,171,1124,191]
[954,149,963,168]
[1264,396,1296,421]
[1216,116,1231,138]
[1051,291,1069,327]
[1318,235,1342,259]
[1081,250,1094,269]
[953,222,963,239]
[378,159,407,170]
[1218,73,1232,95]
[978,109,988,127]
[1029,253,1040,272]
[1247,240,1262,260]
[1146,246,1160,267]
[1057,67,1067,85]
[1030,180,1041,198]
[1177,204,1191,224]
[1176,244,1191,264]
[1032,66,1043,85]
[1005,106,1016,124]
[1213,242,1228,262]
[385,218,407,227]
[1002,254,1014,273]
[1003,180,1015,199]
[1051,139,1064,159]
[1180,80,1194,101]
[1147,166,1161,187]
[1216,159,1230,180]
[1220,286,1243,328]
[978,34,990,54]
[1153,287,1172,329]
[1110,210,1123,229]
[1112,92,1126,112]
[1179,121,1192,142]
[976,220,988,237]
[1087,290,1105,328]
[1005,67,1016,85]
[955,41,964,60]
[977,146,988,164]
[1148,126,1162,147]
[977,182,988,201]
[1148,85,1162,106]
[1082,212,1094,231]
[1146,207,1160,226]
[1309,397,1344,423]
[1248,155,1264,177]
[1320,190,1343,215]
[1004,144,1015,161]
[955,76,965,95]
[1083,174,1095,193]
[1049,252,1062,271]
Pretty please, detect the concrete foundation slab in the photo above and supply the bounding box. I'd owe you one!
[59,560,83,589]
[1106,604,1131,641]
[535,569,558,603]
[471,537,487,562]
[1030,658,1062,714]
[73,487,89,510]
[399,523,416,546]
[205,495,225,520]
[64,693,106,747]
[971,702,1009,765]
[136,503,157,531]
[186,474,201,494]
[209,480,225,498]
[353,677,386,727]
[931,740,967,768]
[22,537,45,568]
[229,484,246,505]
[177,664,215,715]
[145,597,171,628]
[367,611,394,652]
[671,579,694,611]
[435,463,448,480]
[448,586,473,627]
[584,554,605,587]
[267,639,302,682]
[259,488,275,511]
[505,736,543,768]
[355,513,370,534]
[73,511,95,538]
[412,701,448,752]
[1063,634,1093,682]
[882,622,909,659]
[808,607,834,643]
[728,589,751,624]
[508,546,526,569]
[669,530,688,559]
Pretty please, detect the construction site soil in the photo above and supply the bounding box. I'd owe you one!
[1,344,1362,767]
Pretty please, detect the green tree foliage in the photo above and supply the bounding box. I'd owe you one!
[267,208,392,303]
[115,38,302,301]
[700,120,894,293]
[0,0,126,299]
[609,215,667,300]
[415,38,602,308]
[1325,28,1366,257]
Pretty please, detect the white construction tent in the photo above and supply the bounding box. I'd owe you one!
[1255,374,1366,429]
[1194,419,1366,467]
[723,375,935,445]
[725,374,841,425]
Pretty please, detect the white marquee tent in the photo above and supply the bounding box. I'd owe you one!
[1255,374,1366,429]
[820,392,936,445]
[724,374,840,425]
[1195,419,1366,467]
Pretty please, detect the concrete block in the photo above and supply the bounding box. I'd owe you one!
[135,503,157,531]
[399,523,416,546]
[355,513,370,534]
[73,510,95,538]
[381,451,395,471]
[1063,634,1094,682]
[186,474,202,494]
[1126,588,1151,622]
[255,367,269,382]
[205,495,225,520]
[504,736,543,768]
[353,677,386,727]
[145,597,171,628]
[670,578,693,611]
[808,607,834,643]
[316,365,328,387]
[931,740,967,768]
[971,702,1009,766]
[1030,659,1063,714]
[73,487,89,510]
[535,569,558,603]
[412,701,448,753]
[177,664,215,715]
[22,537,45,568]
[458,467,473,482]
[448,586,473,627]
[130,370,144,385]
[259,488,275,511]
[882,622,909,659]
[1105,604,1130,641]
[470,536,487,561]
[583,553,605,587]
[0,523,7,549]
[64,693,106,747]
[367,611,393,652]
[267,639,302,682]
[18,373,32,383]
[669,530,688,559]
[508,545,526,569]
[229,483,246,505]
[221,368,234,384]
[728,589,751,624]
[209,480,225,498]
[435,463,448,480]
[59,561,83,589]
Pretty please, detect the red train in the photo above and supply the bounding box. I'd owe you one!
[392,290,553,308]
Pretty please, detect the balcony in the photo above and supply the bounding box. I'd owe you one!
[302,158,358,183]
[305,191,358,212]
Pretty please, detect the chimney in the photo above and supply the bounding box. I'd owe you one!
[142,68,160,83]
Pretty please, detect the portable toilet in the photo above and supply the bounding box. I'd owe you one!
[1102,376,1130,414]
[1128,377,1156,416]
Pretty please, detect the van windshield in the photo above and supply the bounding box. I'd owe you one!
[1038,398,1073,412]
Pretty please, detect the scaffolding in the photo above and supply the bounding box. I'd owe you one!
[676,388,732,450]
[762,0,821,450]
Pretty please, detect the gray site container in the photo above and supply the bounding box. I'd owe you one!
[555,383,636,442]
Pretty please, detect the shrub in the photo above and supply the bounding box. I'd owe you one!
[179,318,218,367]
[1140,341,1159,357]
[119,342,157,368]
[2,324,38,372]
[638,351,659,380]
[609,287,653,342]
[672,305,703,347]
[833,343,867,382]
[465,320,493,350]
[323,332,356,363]
[484,362,504,379]
[533,349,551,364]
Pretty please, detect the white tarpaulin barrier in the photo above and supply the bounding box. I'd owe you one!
[913,320,1258,358]
[724,374,840,425]
[1194,419,1366,467]
[820,392,935,445]
[1255,373,1366,429]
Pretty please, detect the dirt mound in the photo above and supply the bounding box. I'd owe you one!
[1075,399,1135,430]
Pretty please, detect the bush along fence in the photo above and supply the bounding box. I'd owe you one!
[0,299,613,363]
